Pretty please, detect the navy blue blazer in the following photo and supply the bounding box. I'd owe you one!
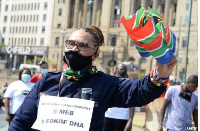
[9,71,166,131]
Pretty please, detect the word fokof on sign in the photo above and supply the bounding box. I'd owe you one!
[44,119,84,128]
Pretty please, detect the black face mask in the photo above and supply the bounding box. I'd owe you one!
[179,92,191,102]
[64,51,93,70]
[118,70,127,78]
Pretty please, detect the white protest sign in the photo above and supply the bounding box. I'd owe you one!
[32,96,94,131]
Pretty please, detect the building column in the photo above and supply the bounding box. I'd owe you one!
[92,0,98,26]
[157,0,162,14]
[83,0,88,26]
[153,0,158,9]
[101,0,114,28]
[132,0,139,13]
[34,55,37,65]
[164,0,172,25]
[73,0,80,28]
[65,0,71,28]
[141,0,150,9]
[168,1,174,26]
[122,0,132,17]
[153,0,162,14]
[23,55,27,64]
[13,55,17,68]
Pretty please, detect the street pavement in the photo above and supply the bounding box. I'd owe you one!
[0,107,8,131]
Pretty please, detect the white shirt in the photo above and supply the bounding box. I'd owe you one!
[105,107,129,120]
[4,80,35,114]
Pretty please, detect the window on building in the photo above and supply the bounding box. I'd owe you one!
[55,37,59,45]
[28,38,30,45]
[43,14,46,22]
[25,27,28,33]
[42,26,45,33]
[28,3,30,10]
[113,0,121,27]
[31,38,34,45]
[16,27,18,33]
[57,22,61,28]
[22,27,24,33]
[3,27,6,33]
[44,2,48,9]
[34,3,37,10]
[18,4,20,10]
[17,15,19,22]
[10,27,12,33]
[186,2,190,11]
[20,15,22,22]
[24,38,27,45]
[40,38,44,45]
[37,15,39,22]
[31,3,34,10]
[21,38,23,44]
[2,38,5,44]
[15,4,17,11]
[38,3,40,10]
[58,8,62,16]
[30,15,32,21]
[22,4,23,10]
[35,27,38,34]
[26,15,29,22]
[35,38,37,45]
[5,5,8,11]
[32,27,34,33]
[29,27,31,33]
[19,27,21,33]
[12,5,14,11]
[110,35,117,46]
[178,57,182,63]
[33,15,35,21]
[4,16,7,22]
[184,16,189,26]
[182,37,187,48]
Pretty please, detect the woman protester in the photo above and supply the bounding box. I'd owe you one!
[9,26,176,131]
[4,67,35,124]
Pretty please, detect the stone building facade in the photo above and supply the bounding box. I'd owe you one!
[49,0,198,82]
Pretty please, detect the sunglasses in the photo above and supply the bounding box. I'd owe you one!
[65,40,96,51]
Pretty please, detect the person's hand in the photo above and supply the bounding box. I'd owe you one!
[5,114,11,122]
[158,125,163,131]
[156,55,177,78]
[124,120,132,131]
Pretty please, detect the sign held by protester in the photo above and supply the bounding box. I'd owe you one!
[32,96,94,131]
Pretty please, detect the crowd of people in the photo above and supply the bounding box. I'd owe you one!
[1,25,198,131]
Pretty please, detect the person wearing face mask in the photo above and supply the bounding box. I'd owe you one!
[104,63,135,131]
[4,67,35,125]
[29,57,49,83]
[9,26,177,131]
[158,75,198,131]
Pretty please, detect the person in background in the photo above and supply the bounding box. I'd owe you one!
[158,75,198,131]
[2,82,8,94]
[104,63,135,131]
[29,56,49,83]
[4,67,35,124]
[9,26,176,131]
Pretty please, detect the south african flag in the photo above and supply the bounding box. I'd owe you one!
[117,7,176,64]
